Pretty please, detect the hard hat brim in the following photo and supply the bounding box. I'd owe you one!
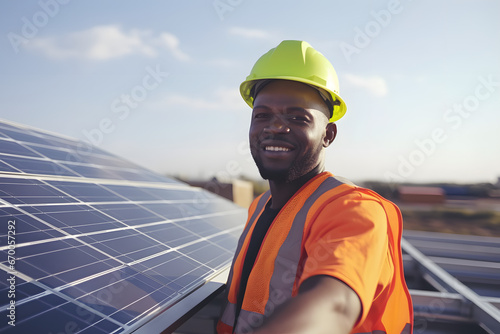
[240,76,347,123]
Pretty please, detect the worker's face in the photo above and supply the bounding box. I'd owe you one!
[249,80,336,183]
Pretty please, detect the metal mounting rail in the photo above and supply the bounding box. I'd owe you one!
[402,238,500,333]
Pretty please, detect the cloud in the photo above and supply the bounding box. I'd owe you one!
[343,74,388,97]
[229,27,272,40]
[154,32,190,61]
[26,25,189,61]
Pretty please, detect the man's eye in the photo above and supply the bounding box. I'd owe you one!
[254,113,270,119]
[290,115,308,121]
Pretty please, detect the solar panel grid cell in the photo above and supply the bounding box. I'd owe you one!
[0,160,20,173]
[1,155,79,177]
[9,295,121,334]
[0,178,79,205]
[0,127,55,147]
[26,144,82,162]
[46,181,126,203]
[0,207,65,243]
[138,223,199,248]
[0,139,43,158]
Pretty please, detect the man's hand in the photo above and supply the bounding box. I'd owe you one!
[251,275,361,334]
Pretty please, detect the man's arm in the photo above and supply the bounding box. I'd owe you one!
[252,275,361,334]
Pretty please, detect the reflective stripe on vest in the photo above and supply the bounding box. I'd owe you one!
[263,176,343,315]
[220,191,271,333]
[225,191,271,307]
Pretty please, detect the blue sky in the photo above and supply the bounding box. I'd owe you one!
[1,0,499,184]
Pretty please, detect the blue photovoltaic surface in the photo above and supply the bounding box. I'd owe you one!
[0,120,246,333]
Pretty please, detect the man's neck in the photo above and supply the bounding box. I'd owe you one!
[267,165,324,210]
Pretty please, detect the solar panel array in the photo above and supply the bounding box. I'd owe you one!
[0,120,247,333]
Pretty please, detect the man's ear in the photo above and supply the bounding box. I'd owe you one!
[323,123,337,148]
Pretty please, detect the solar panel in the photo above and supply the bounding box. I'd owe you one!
[0,119,247,333]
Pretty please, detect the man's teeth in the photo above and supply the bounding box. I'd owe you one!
[265,146,290,152]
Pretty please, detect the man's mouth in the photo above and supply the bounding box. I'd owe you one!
[264,146,292,152]
[260,139,295,153]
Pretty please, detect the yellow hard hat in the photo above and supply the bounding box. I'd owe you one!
[240,40,347,122]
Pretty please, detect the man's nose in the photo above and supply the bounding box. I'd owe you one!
[265,116,290,134]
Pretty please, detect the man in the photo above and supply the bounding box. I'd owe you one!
[217,40,413,334]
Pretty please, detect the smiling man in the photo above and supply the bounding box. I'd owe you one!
[217,40,413,334]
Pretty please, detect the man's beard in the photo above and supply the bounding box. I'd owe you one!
[252,143,323,183]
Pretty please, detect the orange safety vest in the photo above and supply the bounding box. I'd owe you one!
[217,172,413,334]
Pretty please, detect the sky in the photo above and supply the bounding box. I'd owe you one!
[0,0,499,185]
